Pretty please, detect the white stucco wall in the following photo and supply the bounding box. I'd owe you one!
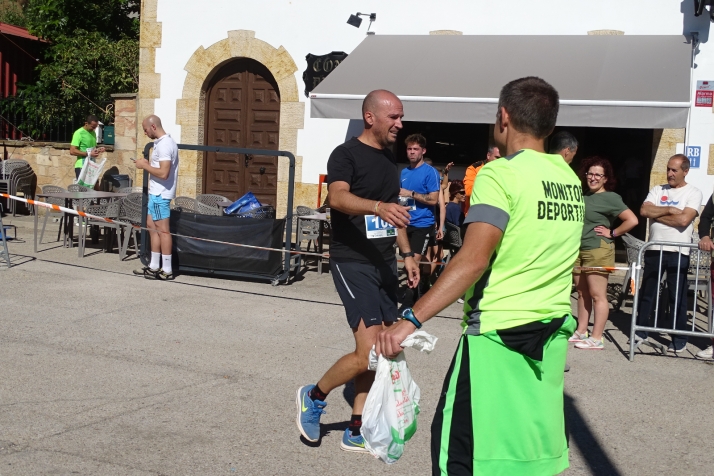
[153,0,714,201]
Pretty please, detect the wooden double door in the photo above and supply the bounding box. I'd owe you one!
[203,59,280,206]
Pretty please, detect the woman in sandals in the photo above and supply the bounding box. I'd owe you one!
[571,157,638,349]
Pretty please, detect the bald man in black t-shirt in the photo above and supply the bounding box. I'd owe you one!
[296,90,419,452]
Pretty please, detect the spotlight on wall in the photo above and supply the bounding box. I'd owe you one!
[347,12,377,34]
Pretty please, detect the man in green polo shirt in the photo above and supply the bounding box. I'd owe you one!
[70,115,105,179]
[377,76,583,475]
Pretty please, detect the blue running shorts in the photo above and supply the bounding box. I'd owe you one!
[148,194,171,221]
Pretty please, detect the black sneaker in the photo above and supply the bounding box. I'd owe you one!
[143,268,160,279]
[133,266,149,275]
[156,270,175,281]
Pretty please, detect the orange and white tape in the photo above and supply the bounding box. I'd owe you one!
[0,193,645,283]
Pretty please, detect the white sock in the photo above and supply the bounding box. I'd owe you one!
[149,252,160,270]
[161,254,172,274]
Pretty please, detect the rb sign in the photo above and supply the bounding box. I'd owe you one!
[685,146,701,168]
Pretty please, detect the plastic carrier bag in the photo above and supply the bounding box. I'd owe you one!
[224,191,261,215]
[76,149,106,188]
[362,330,438,464]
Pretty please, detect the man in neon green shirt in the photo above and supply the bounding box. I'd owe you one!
[377,77,584,475]
[70,115,105,180]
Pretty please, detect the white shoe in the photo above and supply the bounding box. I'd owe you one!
[457,298,464,304]
[696,345,713,360]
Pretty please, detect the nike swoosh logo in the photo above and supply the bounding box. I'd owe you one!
[302,393,308,412]
[348,439,364,447]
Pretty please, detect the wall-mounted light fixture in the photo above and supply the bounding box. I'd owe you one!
[347,12,377,35]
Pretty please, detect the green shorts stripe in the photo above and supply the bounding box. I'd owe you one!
[431,316,575,476]
[431,333,469,474]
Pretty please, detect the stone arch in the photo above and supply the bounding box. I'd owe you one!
[176,30,303,215]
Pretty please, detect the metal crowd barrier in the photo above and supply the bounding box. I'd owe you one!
[629,241,714,361]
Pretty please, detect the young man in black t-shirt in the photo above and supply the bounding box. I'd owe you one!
[296,90,420,452]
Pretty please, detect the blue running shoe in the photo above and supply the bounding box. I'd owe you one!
[296,385,326,442]
[340,427,370,453]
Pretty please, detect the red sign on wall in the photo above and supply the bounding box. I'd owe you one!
[696,80,714,107]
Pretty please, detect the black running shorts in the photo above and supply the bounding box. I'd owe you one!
[331,258,399,329]
[407,226,433,256]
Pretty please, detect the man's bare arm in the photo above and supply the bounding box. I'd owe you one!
[135,159,170,180]
[641,202,681,219]
[375,222,503,358]
[437,189,446,232]
[329,181,411,228]
[413,191,440,206]
[654,207,698,228]
[413,222,502,323]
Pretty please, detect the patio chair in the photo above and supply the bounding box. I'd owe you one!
[688,235,712,321]
[197,201,223,216]
[295,207,320,252]
[79,200,124,257]
[117,194,143,260]
[197,193,230,208]
[615,233,645,311]
[296,205,317,216]
[11,166,36,215]
[118,186,143,194]
[0,159,34,216]
[172,196,199,213]
[66,184,92,244]
[39,185,67,245]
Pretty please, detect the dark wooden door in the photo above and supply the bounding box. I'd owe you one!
[204,59,280,205]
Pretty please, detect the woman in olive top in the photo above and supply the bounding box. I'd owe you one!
[571,157,638,350]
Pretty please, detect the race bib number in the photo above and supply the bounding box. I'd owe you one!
[365,215,397,239]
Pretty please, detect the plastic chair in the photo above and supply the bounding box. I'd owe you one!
[0,160,34,216]
[118,187,143,194]
[117,194,143,260]
[197,193,230,208]
[197,201,223,216]
[688,235,712,320]
[296,205,317,216]
[39,185,67,245]
[172,196,199,212]
[615,233,646,311]
[80,201,123,257]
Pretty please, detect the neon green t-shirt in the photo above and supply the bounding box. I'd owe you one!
[70,126,97,168]
[462,149,584,334]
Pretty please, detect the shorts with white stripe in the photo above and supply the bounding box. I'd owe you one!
[331,258,398,329]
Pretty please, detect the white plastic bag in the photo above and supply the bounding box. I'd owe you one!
[362,330,437,464]
[76,149,106,188]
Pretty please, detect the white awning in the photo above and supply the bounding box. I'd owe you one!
[310,35,692,128]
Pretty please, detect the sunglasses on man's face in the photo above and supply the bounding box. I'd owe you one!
[457,190,465,195]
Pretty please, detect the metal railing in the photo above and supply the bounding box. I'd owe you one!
[0,98,111,142]
[629,241,713,361]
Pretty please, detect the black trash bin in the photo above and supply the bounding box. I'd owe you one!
[102,174,132,192]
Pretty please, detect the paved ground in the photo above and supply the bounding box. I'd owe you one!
[0,215,713,475]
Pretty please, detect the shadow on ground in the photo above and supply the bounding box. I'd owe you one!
[565,393,623,475]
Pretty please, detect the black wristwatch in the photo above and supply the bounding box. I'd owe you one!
[399,251,415,258]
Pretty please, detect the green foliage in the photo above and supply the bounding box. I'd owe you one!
[0,0,27,26]
[4,0,139,139]
[25,0,139,41]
